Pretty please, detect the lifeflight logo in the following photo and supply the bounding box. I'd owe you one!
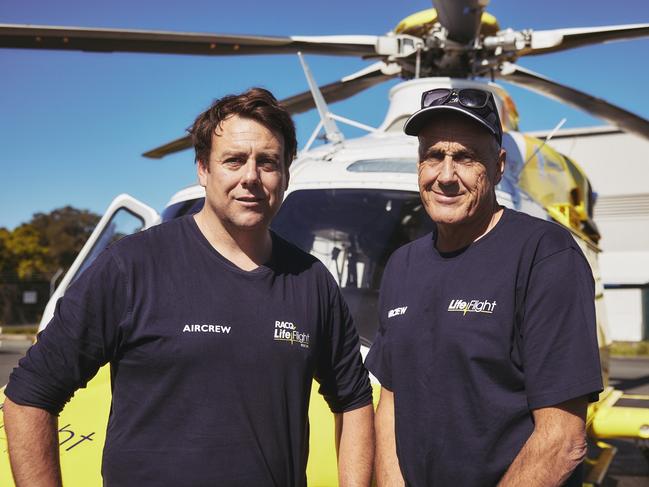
[273,321,310,348]
[447,298,497,315]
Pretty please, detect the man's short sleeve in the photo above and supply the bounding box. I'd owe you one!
[5,248,128,415]
[521,246,603,410]
[315,279,372,414]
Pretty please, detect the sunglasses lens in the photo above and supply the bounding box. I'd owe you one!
[458,89,489,108]
[422,89,451,107]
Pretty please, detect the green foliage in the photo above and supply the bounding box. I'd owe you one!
[0,228,12,275]
[0,206,100,324]
[5,224,49,279]
[1,206,100,282]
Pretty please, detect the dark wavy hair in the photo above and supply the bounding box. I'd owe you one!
[188,87,297,170]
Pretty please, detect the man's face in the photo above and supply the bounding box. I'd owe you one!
[417,115,505,227]
[197,115,288,232]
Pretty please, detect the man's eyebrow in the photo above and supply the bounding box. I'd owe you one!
[424,146,445,155]
[219,150,247,158]
[256,150,281,158]
[219,149,281,158]
[419,145,479,160]
[453,148,478,159]
[420,145,443,159]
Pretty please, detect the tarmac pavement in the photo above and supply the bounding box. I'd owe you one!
[0,335,32,386]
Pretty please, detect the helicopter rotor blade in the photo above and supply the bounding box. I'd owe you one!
[497,63,649,140]
[142,62,401,159]
[141,136,192,160]
[0,23,393,57]
[517,23,649,57]
[280,61,400,114]
[433,0,489,44]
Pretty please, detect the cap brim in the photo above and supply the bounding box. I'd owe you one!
[403,105,498,139]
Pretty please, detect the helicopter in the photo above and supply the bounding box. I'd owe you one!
[2,0,649,484]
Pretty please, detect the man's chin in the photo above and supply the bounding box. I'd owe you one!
[425,207,468,226]
[228,215,271,232]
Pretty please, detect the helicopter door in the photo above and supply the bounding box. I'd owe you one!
[38,194,159,331]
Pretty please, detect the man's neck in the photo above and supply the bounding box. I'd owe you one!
[193,210,272,271]
[435,204,504,254]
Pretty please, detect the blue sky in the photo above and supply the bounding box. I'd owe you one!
[1,0,648,229]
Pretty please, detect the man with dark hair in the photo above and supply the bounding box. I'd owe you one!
[366,88,602,486]
[4,87,374,486]
[190,87,298,169]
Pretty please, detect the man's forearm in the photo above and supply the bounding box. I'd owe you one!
[498,398,588,487]
[3,397,63,487]
[375,388,405,487]
[497,430,586,486]
[335,404,374,487]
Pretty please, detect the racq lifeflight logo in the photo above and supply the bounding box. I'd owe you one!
[273,320,310,348]
[447,298,497,316]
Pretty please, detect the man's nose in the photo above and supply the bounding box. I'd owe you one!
[241,159,261,185]
[437,157,456,184]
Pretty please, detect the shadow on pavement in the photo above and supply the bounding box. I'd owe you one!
[610,375,649,392]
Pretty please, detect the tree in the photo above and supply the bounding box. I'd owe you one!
[0,206,100,324]
[5,223,49,280]
[30,206,100,277]
[0,228,17,323]
[0,227,13,277]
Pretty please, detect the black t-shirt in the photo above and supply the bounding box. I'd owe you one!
[365,208,602,487]
[6,215,372,486]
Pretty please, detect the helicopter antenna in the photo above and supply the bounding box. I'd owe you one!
[297,52,344,146]
[303,120,324,152]
[521,117,567,176]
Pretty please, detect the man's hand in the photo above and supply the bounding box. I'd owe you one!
[334,403,374,487]
[374,387,405,487]
[498,396,588,487]
[3,396,63,487]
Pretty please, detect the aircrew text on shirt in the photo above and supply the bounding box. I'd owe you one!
[182,324,231,334]
[388,306,408,318]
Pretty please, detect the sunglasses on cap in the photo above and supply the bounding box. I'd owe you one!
[421,88,492,109]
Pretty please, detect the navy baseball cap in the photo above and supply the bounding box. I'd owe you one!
[403,88,503,145]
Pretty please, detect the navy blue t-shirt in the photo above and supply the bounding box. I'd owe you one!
[365,208,602,487]
[6,215,372,486]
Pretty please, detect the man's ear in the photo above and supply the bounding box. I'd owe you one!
[284,165,290,190]
[494,148,506,185]
[197,159,209,187]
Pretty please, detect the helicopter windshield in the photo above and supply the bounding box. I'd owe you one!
[272,189,434,345]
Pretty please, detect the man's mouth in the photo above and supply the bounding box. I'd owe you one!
[236,196,264,203]
[432,191,463,202]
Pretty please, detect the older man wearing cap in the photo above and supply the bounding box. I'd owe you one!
[366,88,602,486]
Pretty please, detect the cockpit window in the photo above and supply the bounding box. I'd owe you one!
[271,189,433,345]
[72,208,145,284]
[347,159,417,174]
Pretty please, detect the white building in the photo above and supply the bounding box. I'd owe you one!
[530,126,649,341]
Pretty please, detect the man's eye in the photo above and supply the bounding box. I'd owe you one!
[259,159,280,169]
[423,153,444,165]
[454,153,474,164]
[224,158,245,166]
